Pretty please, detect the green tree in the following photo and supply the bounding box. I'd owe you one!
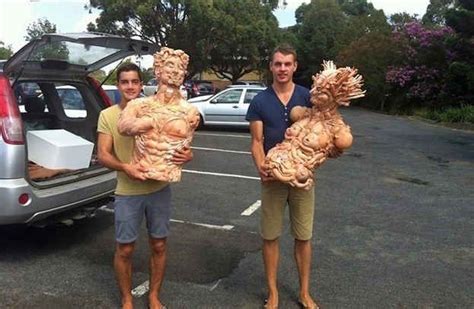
[24,18,57,41]
[88,69,107,83]
[0,41,13,60]
[293,0,349,85]
[389,12,419,31]
[337,32,401,111]
[443,0,474,105]
[422,0,458,25]
[87,0,280,80]
[205,0,280,82]
[292,0,389,86]
[23,18,69,61]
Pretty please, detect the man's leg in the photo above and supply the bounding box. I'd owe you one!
[148,237,167,309]
[263,238,280,308]
[114,242,136,309]
[145,186,171,309]
[294,239,317,308]
[289,186,317,308]
[261,181,288,308]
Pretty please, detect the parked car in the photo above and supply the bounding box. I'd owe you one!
[231,80,266,87]
[184,80,215,98]
[102,84,121,104]
[188,85,265,128]
[0,32,157,225]
[143,78,188,99]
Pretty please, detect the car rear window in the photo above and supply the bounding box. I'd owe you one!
[56,86,87,118]
[30,41,122,66]
[244,89,262,104]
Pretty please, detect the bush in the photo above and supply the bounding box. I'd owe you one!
[420,105,474,123]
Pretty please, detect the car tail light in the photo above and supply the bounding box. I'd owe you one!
[87,76,112,107]
[0,75,24,145]
[18,193,30,205]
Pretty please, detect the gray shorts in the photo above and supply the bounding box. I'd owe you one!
[113,186,171,243]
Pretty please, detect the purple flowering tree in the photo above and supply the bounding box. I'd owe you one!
[385,21,454,111]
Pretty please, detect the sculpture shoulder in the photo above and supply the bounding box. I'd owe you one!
[127,97,153,108]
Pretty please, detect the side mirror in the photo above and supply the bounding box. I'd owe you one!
[210,99,218,104]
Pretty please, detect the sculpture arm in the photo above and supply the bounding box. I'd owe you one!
[249,120,272,181]
[290,106,311,122]
[117,101,154,136]
[333,124,353,150]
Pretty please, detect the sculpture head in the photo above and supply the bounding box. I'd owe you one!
[153,47,189,88]
[310,61,365,111]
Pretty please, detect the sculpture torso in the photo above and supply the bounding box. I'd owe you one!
[120,96,200,182]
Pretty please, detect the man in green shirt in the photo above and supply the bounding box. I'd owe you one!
[97,63,191,309]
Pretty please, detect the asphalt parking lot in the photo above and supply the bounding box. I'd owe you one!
[0,108,473,308]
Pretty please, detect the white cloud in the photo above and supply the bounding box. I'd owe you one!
[0,1,34,51]
[73,9,100,32]
[369,0,429,17]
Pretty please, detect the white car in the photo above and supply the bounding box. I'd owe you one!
[188,85,265,128]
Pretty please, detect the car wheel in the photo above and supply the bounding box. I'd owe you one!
[198,114,204,130]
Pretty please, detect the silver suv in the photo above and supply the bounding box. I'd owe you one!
[0,33,157,225]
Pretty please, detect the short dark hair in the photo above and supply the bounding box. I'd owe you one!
[116,63,143,82]
[271,44,297,62]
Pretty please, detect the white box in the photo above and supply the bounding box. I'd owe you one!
[27,129,94,170]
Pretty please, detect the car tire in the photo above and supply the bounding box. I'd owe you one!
[197,114,204,130]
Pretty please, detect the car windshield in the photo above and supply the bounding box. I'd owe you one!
[29,41,122,66]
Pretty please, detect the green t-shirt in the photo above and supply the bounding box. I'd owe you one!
[97,104,168,195]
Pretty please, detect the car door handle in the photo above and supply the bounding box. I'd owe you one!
[232,105,239,108]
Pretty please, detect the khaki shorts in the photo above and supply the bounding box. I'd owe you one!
[260,181,315,241]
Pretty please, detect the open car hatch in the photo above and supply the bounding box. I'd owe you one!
[3,32,158,77]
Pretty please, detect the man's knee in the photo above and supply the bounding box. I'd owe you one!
[116,242,135,259]
[149,238,167,255]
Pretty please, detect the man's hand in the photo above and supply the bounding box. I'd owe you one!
[123,163,148,181]
[171,146,193,165]
[258,162,274,182]
[327,147,343,158]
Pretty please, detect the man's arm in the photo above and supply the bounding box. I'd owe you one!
[249,121,272,181]
[97,132,147,181]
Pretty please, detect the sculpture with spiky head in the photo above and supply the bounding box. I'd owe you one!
[264,61,365,190]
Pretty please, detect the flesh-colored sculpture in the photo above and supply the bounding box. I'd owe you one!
[117,47,200,182]
[265,61,365,190]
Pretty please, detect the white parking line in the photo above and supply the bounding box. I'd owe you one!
[97,207,234,230]
[170,219,234,230]
[241,200,261,216]
[195,132,250,138]
[192,146,251,155]
[131,280,149,297]
[183,169,259,180]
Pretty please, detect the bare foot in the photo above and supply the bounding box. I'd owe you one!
[264,293,278,308]
[149,297,166,309]
[298,294,319,309]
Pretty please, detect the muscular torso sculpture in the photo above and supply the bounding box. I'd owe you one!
[116,47,199,182]
[265,61,365,190]
[118,95,199,182]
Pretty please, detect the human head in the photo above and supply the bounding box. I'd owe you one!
[153,47,189,88]
[269,44,298,85]
[270,44,297,63]
[115,63,143,104]
[116,62,143,83]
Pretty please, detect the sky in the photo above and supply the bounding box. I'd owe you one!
[0,0,431,68]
